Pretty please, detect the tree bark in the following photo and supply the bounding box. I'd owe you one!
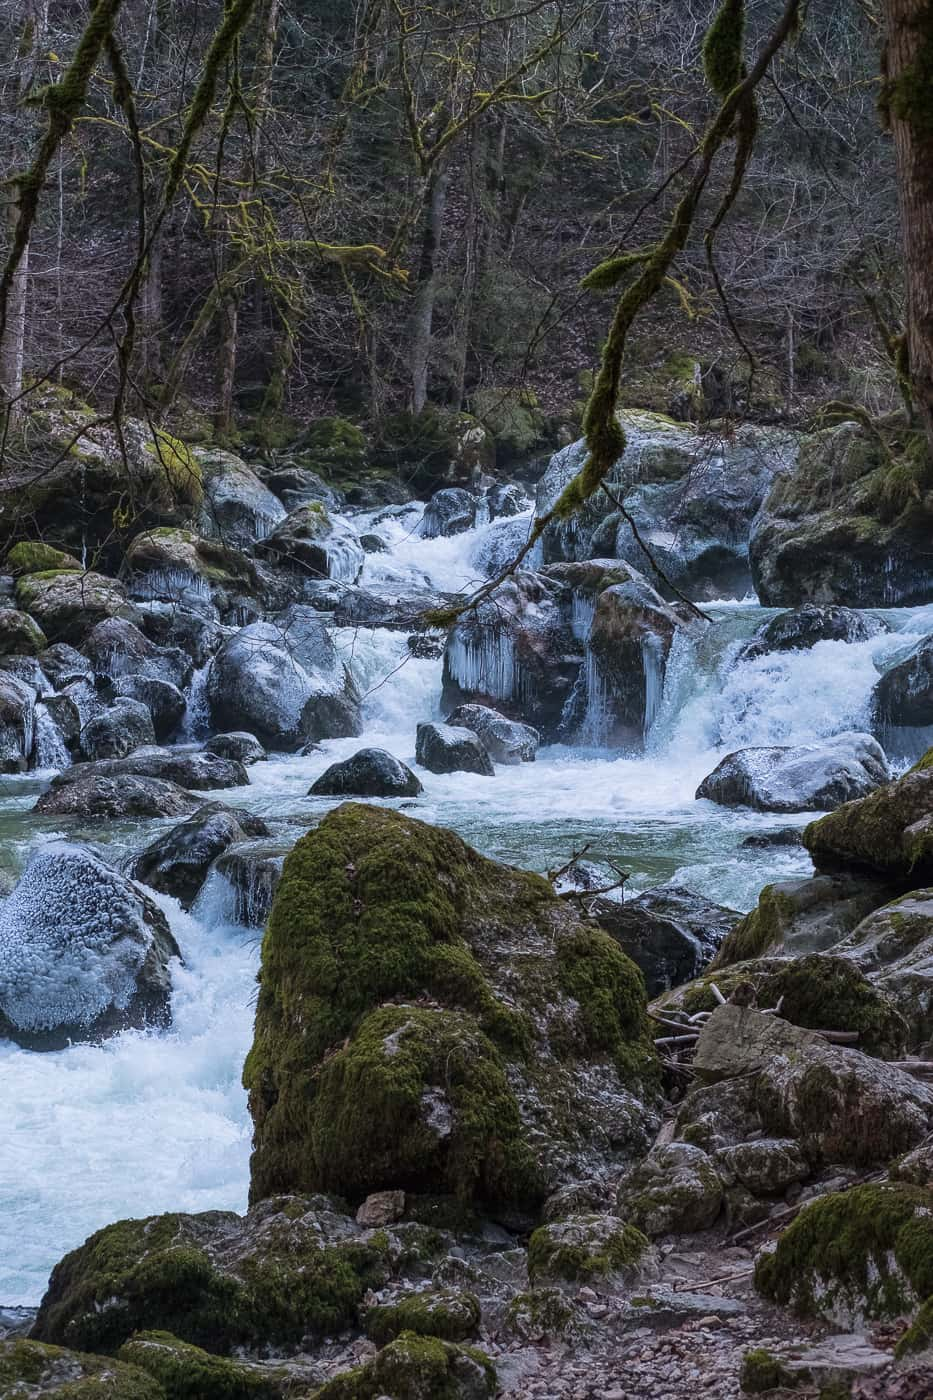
[884,0,933,453]
[409,166,449,414]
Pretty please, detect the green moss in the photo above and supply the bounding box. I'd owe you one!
[144,431,203,509]
[712,886,796,968]
[739,1347,798,1394]
[0,1339,165,1399]
[5,541,81,575]
[527,1216,648,1283]
[310,1332,496,1400]
[364,1290,480,1346]
[297,418,368,476]
[804,769,933,880]
[703,0,746,98]
[504,1289,577,1340]
[895,1295,933,1358]
[755,1184,933,1321]
[556,925,656,1083]
[32,1208,385,1356]
[117,1332,280,1398]
[759,955,909,1059]
[471,387,545,460]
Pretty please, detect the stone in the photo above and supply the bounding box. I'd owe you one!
[0,1338,164,1398]
[310,748,423,798]
[212,842,286,927]
[420,488,477,538]
[117,1330,292,1399]
[693,1005,933,1166]
[244,804,658,1212]
[712,1140,809,1196]
[713,872,895,967]
[828,889,933,1054]
[415,722,495,776]
[0,672,35,773]
[34,773,202,819]
[15,570,140,644]
[124,526,259,605]
[112,674,187,741]
[445,704,539,765]
[582,574,683,748]
[133,805,270,908]
[527,1215,650,1283]
[82,617,191,689]
[356,1190,406,1228]
[592,885,738,996]
[616,1143,724,1236]
[195,446,287,549]
[205,731,267,765]
[872,633,933,740]
[0,842,180,1050]
[51,747,249,792]
[696,732,889,813]
[739,604,881,661]
[37,643,92,690]
[0,607,46,656]
[311,1332,496,1400]
[805,764,933,882]
[5,541,82,576]
[255,503,364,584]
[79,697,157,761]
[891,1134,933,1186]
[486,483,530,520]
[364,1289,481,1346]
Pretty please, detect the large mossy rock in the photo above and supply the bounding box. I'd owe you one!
[310,1331,496,1400]
[124,527,259,605]
[32,1197,388,1356]
[526,1214,649,1283]
[16,571,140,645]
[117,1331,285,1399]
[0,1338,166,1399]
[243,804,658,1213]
[0,607,47,656]
[749,419,933,606]
[712,873,894,968]
[829,889,933,1053]
[804,765,933,882]
[755,1183,933,1330]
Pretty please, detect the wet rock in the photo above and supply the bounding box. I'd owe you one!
[244,804,658,1211]
[124,526,259,608]
[740,828,803,848]
[136,602,224,667]
[113,675,186,741]
[311,748,423,798]
[487,483,530,520]
[212,841,285,927]
[37,643,92,690]
[255,503,364,584]
[714,872,895,967]
[739,604,882,661]
[415,722,494,776]
[359,531,389,553]
[195,446,287,548]
[693,1004,933,1165]
[333,585,453,631]
[592,885,738,996]
[0,607,46,656]
[134,804,270,908]
[35,773,202,819]
[582,574,683,748]
[805,763,933,882]
[79,698,156,760]
[205,731,267,765]
[15,570,140,644]
[420,488,477,538]
[260,463,345,513]
[829,889,933,1054]
[207,621,361,751]
[39,694,81,752]
[0,1338,164,1398]
[408,632,445,660]
[0,672,36,773]
[872,634,933,732]
[697,732,889,813]
[83,617,192,689]
[53,747,248,792]
[0,842,180,1050]
[616,1143,724,1235]
[553,859,611,895]
[446,704,539,765]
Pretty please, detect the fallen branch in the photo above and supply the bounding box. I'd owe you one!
[654,1033,701,1047]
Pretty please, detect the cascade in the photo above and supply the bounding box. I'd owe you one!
[33,706,71,772]
[180,661,212,740]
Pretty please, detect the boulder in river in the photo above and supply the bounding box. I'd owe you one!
[51,746,248,792]
[255,503,364,583]
[35,773,203,819]
[194,446,287,548]
[0,842,180,1050]
[804,758,933,882]
[244,804,658,1212]
[415,722,494,776]
[738,604,882,661]
[420,487,477,538]
[582,572,684,748]
[204,731,267,765]
[79,698,157,761]
[696,732,889,813]
[591,885,738,996]
[871,634,933,735]
[713,872,898,968]
[207,621,361,751]
[37,642,92,690]
[113,674,186,741]
[134,804,270,908]
[15,570,140,644]
[210,841,286,927]
[310,747,423,797]
[446,703,539,765]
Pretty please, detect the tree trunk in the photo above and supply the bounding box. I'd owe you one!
[409,167,449,414]
[884,0,933,453]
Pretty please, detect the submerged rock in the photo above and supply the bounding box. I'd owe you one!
[420,487,476,539]
[592,885,738,996]
[739,603,881,660]
[244,804,658,1213]
[415,723,494,776]
[0,843,180,1050]
[446,704,539,765]
[696,732,889,813]
[311,748,423,798]
[35,773,202,819]
[134,805,270,908]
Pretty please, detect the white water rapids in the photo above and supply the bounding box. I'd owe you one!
[2,500,932,1304]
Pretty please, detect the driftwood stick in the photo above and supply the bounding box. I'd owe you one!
[654,1033,700,1047]
[812,1029,860,1044]
[648,1012,700,1034]
[710,983,727,1005]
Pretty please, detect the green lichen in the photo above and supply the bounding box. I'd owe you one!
[755,1183,933,1321]
[5,541,81,576]
[117,1332,280,1399]
[503,1289,578,1340]
[804,770,933,881]
[144,431,203,510]
[739,1347,797,1393]
[310,1332,496,1400]
[364,1290,480,1346]
[527,1216,648,1283]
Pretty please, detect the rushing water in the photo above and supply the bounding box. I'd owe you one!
[2,501,932,1304]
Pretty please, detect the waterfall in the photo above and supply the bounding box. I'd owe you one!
[180,661,212,740]
[128,569,213,606]
[33,707,71,772]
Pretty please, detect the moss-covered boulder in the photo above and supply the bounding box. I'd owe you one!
[615,1143,724,1236]
[755,1183,933,1329]
[31,1197,388,1356]
[309,1332,496,1400]
[0,1338,165,1399]
[755,954,909,1059]
[364,1290,480,1346]
[124,527,259,601]
[827,890,933,1053]
[804,767,933,883]
[15,572,140,645]
[750,419,933,606]
[470,387,546,463]
[739,1347,800,1394]
[713,874,895,968]
[5,542,81,576]
[527,1214,649,1283]
[0,607,46,656]
[244,804,658,1214]
[294,417,368,477]
[377,410,493,493]
[116,1332,284,1399]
